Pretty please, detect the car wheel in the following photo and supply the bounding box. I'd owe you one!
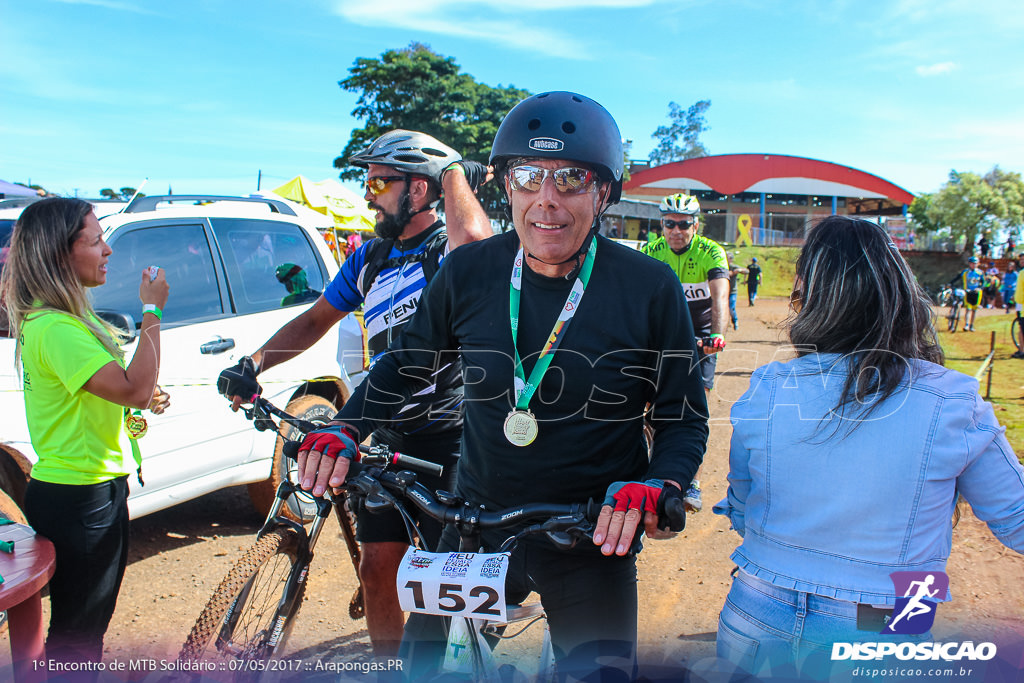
[0,487,27,526]
[247,394,338,522]
[0,443,32,510]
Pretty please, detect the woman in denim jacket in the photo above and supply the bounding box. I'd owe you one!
[713,216,1024,678]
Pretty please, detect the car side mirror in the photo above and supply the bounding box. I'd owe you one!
[96,310,138,344]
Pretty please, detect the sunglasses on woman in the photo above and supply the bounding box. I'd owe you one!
[508,165,597,194]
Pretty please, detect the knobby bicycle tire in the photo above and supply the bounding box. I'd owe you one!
[947,304,960,333]
[179,527,306,665]
[1012,316,1022,351]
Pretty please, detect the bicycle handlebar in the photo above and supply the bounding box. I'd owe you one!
[279,441,445,477]
[242,396,683,552]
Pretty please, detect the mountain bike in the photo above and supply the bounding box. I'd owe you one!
[946,289,964,333]
[176,397,442,670]
[177,398,682,680]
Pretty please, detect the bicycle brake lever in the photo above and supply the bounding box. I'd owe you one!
[363,491,394,514]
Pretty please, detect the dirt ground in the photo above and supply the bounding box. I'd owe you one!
[3,297,1022,678]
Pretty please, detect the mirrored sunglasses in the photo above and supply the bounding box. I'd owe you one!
[365,175,407,196]
[508,165,597,194]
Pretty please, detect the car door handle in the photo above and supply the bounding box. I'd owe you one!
[200,337,235,354]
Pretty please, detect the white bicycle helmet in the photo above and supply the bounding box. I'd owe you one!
[660,193,701,216]
[349,130,461,184]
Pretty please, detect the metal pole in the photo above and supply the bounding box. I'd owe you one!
[987,331,995,399]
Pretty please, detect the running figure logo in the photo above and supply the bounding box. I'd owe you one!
[883,571,949,634]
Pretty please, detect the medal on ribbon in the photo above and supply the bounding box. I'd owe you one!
[505,239,597,446]
[124,410,148,439]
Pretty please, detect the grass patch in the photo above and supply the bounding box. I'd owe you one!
[720,244,800,298]
[936,307,1024,462]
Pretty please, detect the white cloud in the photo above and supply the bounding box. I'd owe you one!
[915,61,956,77]
[46,0,155,14]
[331,0,662,58]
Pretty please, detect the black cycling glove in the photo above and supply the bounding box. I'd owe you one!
[443,160,489,192]
[217,356,262,403]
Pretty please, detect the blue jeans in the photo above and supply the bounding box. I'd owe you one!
[717,570,925,680]
[728,292,737,326]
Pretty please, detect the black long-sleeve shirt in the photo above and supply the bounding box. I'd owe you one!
[338,232,708,512]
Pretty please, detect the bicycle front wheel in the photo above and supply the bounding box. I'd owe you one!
[948,305,960,332]
[179,528,306,666]
[1011,316,1022,351]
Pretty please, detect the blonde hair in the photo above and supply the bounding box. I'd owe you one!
[0,198,124,370]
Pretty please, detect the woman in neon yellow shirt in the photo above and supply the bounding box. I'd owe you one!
[0,198,169,668]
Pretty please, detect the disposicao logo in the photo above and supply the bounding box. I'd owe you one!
[830,570,996,663]
[884,571,949,635]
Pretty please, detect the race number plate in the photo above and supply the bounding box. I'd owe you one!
[396,547,510,621]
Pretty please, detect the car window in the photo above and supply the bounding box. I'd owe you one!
[92,223,224,326]
[211,218,325,315]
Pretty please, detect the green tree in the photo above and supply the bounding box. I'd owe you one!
[333,43,529,229]
[99,188,118,200]
[917,167,1024,250]
[649,100,711,166]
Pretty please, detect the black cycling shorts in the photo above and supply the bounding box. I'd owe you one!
[355,429,460,548]
[964,289,982,309]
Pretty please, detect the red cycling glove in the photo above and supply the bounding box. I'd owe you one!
[603,479,686,532]
[298,424,360,461]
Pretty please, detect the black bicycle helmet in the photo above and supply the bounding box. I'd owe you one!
[349,130,461,184]
[489,92,624,204]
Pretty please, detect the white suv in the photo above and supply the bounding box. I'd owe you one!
[0,195,366,519]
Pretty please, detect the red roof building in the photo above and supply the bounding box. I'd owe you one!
[618,154,915,245]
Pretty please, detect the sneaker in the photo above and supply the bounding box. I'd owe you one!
[1012,351,1024,359]
[683,481,702,513]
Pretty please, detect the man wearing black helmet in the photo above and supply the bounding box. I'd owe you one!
[217,129,492,656]
[294,92,708,677]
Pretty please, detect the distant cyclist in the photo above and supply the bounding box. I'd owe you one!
[951,256,984,331]
[746,257,762,306]
[642,193,729,512]
[1015,254,1024,358]
[1001,261,1017,314]
[727,252,748,330]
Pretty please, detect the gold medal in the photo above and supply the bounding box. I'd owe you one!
[124,411,148,439]
[503,410,538,447]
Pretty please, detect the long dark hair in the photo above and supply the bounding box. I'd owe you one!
[0,197,123,368]
[789,216,943,422]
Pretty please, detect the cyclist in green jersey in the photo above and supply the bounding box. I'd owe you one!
[642,193,730,512]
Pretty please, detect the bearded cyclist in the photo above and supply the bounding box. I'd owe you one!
[217,130,492,656]
[641,194,729,512]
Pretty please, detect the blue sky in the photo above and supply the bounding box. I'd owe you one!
[2,0,1023,199]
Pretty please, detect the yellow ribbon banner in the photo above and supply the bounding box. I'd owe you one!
[736,214,754,247]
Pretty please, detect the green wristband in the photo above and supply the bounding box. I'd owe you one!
[142,304,163,320]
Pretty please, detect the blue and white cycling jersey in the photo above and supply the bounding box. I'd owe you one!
[324,224,462,436]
